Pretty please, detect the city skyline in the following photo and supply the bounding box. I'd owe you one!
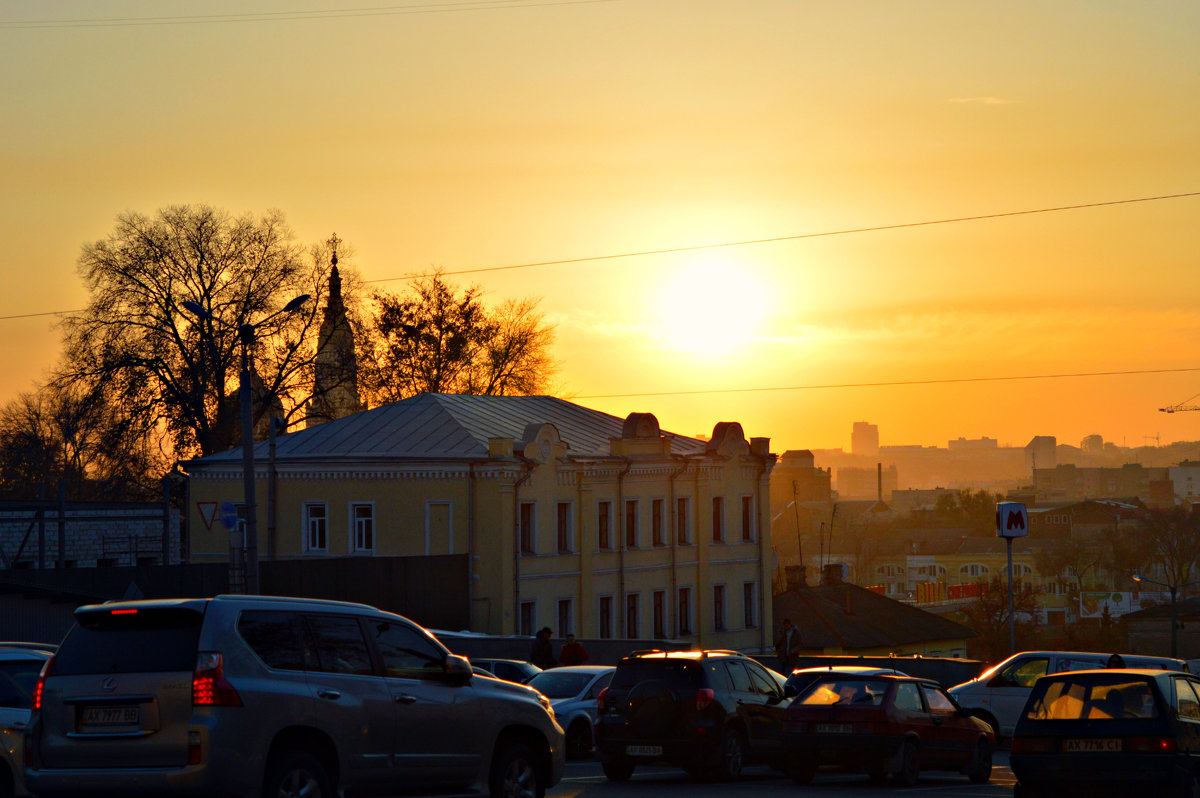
[3,0,1199,453]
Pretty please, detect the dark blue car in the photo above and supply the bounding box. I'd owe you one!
[1010,668,1200,797]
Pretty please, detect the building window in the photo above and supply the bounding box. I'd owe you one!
[304,502,327,552]
[626,593,640,638]
[519,502,536,555]
[556,502,573,553]
[351,503,374,553]
[653,590,666,638]
[625,499,639,549]
[519,601,535,637]
[960,563,989,579]
[599,596,613,639]
[678,587,692,636]
[557,599,573,637]
[743,582,757,629]
[652,499,665,546]
[598,501,612,551]
[713,584,726,631]
[712,496,725,543]
[741,496,754,542]
[676,497,691,545]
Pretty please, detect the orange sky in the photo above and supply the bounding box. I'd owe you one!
[2,0,1198,453]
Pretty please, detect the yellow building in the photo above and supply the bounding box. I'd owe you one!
[183,393,775,649]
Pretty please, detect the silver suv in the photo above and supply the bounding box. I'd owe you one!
[25,595,564,798]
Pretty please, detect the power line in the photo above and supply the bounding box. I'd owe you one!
[1,0,617,29]
[3,190,1196,322]
[362,190,1200,284]
[575,367,1200,400]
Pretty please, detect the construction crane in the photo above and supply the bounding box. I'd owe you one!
[1161,392,1200,413]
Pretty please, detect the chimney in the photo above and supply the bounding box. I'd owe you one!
[822,563,844,586]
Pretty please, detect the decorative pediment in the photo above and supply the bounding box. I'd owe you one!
[705,422,749,457]
[518,423,568,464]
[621,412,661,439]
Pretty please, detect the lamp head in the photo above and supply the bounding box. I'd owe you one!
[283,294,310,313]
[1132,574,1143,583]
[181,300,209,319]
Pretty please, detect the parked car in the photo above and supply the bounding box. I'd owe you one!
[0,644,55,798]
[471,658,543,684]
[525,666,614,759]
[25,595,564,798]
[782,665,909,698]
[1010,667,1200,797]
[949,650,1186,740]
[783,673,994,786]
[594,649,789,781]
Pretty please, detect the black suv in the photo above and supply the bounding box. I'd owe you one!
[594,649,788,781]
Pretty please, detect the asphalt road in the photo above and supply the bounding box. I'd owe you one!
[551,751,1016,798]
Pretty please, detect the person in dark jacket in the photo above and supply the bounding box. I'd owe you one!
[558,634,589,666]
[530,627,556,669]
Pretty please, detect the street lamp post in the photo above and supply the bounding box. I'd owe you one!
[183,294,309,595]
[1132,573,1200,658]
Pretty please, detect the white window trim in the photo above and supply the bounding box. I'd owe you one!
[742,581,757,630]
[713,583,727,632]
[597,500,613,552]
[740,494,756,542]
[624,499,640,550]
[598,593,614,639]
[676,497,692,545]
[677,585,694,637]
[425,500,453,555]
[349,501,375,554]
[556,597,574,636]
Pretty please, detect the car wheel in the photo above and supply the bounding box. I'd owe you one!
[868,762,889,785]
[489,741,542,798]
[895,741,919,788]
[601,754,635,782]
[709,726,745,781]
[565,721,592,760]
[263,749,334,798]
[967,738,992,784]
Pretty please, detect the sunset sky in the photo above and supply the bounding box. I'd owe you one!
[2,0,1198,453]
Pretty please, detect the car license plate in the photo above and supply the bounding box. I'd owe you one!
[1064,738,1122,752]
[626,745,662,757]
[81,705,140,728]
[814,723,853,734]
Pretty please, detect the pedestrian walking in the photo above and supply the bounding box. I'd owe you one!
[774,617,802,674]
[530,626,556,669]
[558,634,589,666]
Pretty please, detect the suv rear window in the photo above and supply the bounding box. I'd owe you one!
[1025,676,1158,721]
[612,659,704,690]
[54,608,203,675]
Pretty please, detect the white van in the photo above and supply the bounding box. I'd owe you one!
[947,650,1186,739]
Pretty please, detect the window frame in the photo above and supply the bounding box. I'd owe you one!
[556,501,574,554]
[303,502,328,553]
[519,501,537,555]
[350,502,375,554]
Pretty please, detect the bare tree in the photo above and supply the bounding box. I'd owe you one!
[56,205,335,458]
[361,271,557,405]
[0,381,166,500]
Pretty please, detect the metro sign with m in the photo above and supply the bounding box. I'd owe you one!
[996,501,1029,538]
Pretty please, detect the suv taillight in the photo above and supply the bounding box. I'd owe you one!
[696,688,715,711]
[32,655,54,712]
[597,686,609,710]
[192,652,243,707]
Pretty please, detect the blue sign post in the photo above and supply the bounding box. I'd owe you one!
[219,501,239,531]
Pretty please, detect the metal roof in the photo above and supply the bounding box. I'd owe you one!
[189,393,708,465]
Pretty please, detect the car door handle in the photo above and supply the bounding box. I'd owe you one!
[394,694,418,704]
[316,689,342,700]
[11,721,26,730]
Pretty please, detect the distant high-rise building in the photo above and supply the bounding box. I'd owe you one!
[851,421,879,457]
[1025,436,1057,475]
[306,234,363,427]
[1081,434,1104,453]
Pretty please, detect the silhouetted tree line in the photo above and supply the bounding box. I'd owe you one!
[0,205,557,501]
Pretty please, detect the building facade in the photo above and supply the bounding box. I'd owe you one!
[183,393,775,649]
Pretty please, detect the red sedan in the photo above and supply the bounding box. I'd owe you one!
[782,673,994,786]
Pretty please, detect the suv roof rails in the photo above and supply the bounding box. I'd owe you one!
[626,649,666,657]
[701,650,743,658]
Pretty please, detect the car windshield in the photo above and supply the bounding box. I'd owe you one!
[1025,676,1158,721]
[798,678,888,706]
[526,671,594,698]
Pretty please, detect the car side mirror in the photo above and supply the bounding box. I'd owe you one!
[444,654,473,684]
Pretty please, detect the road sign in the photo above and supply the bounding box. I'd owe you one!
[996,501,1029,538]
[219,501,240,531]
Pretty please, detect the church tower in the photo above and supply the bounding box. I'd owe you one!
[306,233,363,427]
